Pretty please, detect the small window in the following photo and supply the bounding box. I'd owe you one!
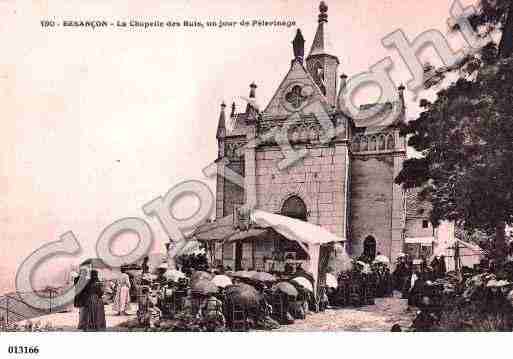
[422,220,429,228]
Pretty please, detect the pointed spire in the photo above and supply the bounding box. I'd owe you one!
[230,101,236,118]
[292,29,305,63]
[216,101,226,139]
[340,73,348,90]
[398,84,406,112]
[308,1,334,58]
[249,82,257,98]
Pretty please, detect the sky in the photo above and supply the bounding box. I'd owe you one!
[0,0,475,293]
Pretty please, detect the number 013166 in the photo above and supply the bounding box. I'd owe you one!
[8,345,39,354]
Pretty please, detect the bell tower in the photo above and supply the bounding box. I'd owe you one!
[306,1,339,107]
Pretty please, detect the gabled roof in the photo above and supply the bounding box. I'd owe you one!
[263,58,332,118]
[340,101,404,130]
[225,112,251,137]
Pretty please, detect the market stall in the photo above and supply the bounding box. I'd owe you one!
[194,209,345,299]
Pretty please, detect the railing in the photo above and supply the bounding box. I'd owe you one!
[0,290,60,330]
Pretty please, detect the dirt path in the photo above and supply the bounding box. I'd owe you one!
[275,293,415,332]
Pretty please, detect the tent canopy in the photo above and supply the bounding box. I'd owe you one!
[192,214,265,241]
[250,210,345,244]
[432,238,484,258]
[195,209,345,299]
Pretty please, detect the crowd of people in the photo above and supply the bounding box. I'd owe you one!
[68,249,408,332]
[389,252,513,331]
[56,244,513,332]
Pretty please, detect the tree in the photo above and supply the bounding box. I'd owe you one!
[396,0,513,261]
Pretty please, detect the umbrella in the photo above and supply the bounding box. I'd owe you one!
[496,280,510,287]
[328,243,353,273]
[191,270,213,282]
[507,290,513,307]
[191,279,218,296]
[486,279,499,287]
[374,255,390,265]
[225,283,261,308]
[356,261,372,274]
[251,272,276,282]
[164,269,186,282]
[142,273,158,282]
[291,277,314,293]
[212,274,233,288]
[232,270,254,279]
[273,281,298,297]
[326,273,338,289]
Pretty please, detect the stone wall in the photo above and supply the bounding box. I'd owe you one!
[222,159,245,217]
[254,143,349,238]
[349,155,395,257]
[405,218,434,238]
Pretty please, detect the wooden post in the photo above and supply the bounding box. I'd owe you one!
[5,297,9,325]
[252,240,256,269]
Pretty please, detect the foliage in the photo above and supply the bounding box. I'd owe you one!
[437,303,512,331]
[396,0,513,259]
[397,57,513,227]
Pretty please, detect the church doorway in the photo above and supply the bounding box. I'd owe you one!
[363,236,377,261]
[279,195,309,261]
[281,195,307,221]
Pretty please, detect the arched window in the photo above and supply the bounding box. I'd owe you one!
[309,126,318,142]
[378,134,386,150]
[368,136,377,151]
[363,235,377,260]
[352,137,360,152]
[360,136,368,152]
[386,133,395,150]
[281,195,307,221]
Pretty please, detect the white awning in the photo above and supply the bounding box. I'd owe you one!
[250,210,346,244]
[404,236,434,244]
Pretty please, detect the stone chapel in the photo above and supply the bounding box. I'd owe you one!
[212,2,445,269]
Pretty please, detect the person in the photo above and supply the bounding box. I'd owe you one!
[390,324,402,332]
[137,286,153,326]
[411,296,438,331]
[78,270,106,331]
[141,256,150,274]
[439,255,447,276]
[319,286,329,311]
[113,272,131,315]
[430,256,441,279]
[393,256,409,292]
[202,294,225,331]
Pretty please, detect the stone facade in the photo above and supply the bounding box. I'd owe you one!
[212,2,436,266]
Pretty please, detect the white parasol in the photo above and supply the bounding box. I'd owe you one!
[164,269,186,282]
[325,273,338,289]
[212,274,233,288]
[292,276,314,293]
[373,255,390,265]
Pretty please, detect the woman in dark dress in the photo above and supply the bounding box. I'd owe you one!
[78,270,106,331]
